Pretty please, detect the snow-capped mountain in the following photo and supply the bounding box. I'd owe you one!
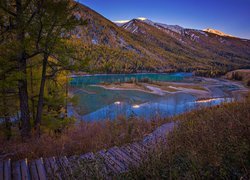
[203,28,234,37]
[115,17,185,35]
[72,2,250,74]
[114,20,130,27]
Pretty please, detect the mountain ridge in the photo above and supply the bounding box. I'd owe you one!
[115,17,242,39]
[72,2,250,76]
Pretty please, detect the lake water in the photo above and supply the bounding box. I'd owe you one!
[68,73,234,121]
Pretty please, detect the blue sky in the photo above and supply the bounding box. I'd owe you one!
[79,0,250,39]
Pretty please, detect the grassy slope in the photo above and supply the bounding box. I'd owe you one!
[120,95,250,179]
[0,116,166,161]
[226,69,250,86]
[73,3,250,75]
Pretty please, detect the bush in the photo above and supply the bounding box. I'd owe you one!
[120,96,250,179]
[0,116,165,161]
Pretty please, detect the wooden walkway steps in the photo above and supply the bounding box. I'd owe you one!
[0,122,175,179]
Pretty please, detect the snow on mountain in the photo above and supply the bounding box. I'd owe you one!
[137,17,147,21]
[116,18,235,39]
[155,23,184,34]
[203,28,234,37]
[118,17,185,35]
[114,20,130,27]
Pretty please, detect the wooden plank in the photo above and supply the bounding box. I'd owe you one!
[35,158,47,180]
[0,161,4,180]
[79,152,95,161]
[131,143,147,155]
[20,159,30,180]
[98,150,120,174]
[43,158,53,179]
[12,161,21,180]
[126,144,144,157]
[120,146,141,162]
[57,156,72,178]
[4,159,11,180]
[63,156,73,175]
[48,157,62,180]
[57,157,68,178]
[108,148,132,167]
[110,147,139,166]
[29,161,39,180]
[105,150,128,172]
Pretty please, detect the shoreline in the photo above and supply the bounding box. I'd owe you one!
[92,82,210,98]
[69,72,192,78]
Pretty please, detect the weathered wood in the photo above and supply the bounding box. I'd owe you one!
[123,146,142,161]
[105,150,128,172]
[12,161,21,180]
[131,143,148,155]
[79,152,95,161]
[108,148,131,166]
[0,161,4,180]
[48,157,62,180]
[35,158,47,180]
[20,159,30,180]
[57,156,73,178]
[108,148,130,167]
[110,147,139,166]
[63,156,73,175]
[57,157,68,178]
[29,161,39,180]
[126,144,144,158]
[98,150,120,174]
[4,159,11,180]
[2,121,176,179]
[44,158,53,179]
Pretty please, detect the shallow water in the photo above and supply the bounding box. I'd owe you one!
[68,73,235,121]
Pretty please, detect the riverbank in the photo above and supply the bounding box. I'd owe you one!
[94,82,209,97]
[93,76,248,99]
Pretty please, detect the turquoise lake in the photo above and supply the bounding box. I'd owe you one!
[68,73,234,121]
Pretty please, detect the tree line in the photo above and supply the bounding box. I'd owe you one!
[0,0,86,139]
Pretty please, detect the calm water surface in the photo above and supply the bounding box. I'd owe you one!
[68,73,233,121]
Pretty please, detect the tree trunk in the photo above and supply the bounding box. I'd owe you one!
[18,67,31,138]
[2,75,12,140]
[4,116,11,140]
[30,65,36,121]
[35,54,48,132]
[16,0,31,138]
[65,76,68,117]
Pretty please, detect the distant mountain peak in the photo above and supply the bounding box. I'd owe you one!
[203,28,234,37]
[114,17,148,26]
[136,17,147,21]
[121,18,185,35]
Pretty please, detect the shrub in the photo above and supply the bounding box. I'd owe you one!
[120,96,250,179]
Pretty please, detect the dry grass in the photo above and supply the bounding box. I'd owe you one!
[0,116,166,161]
[153,81,207,91]
[226,69,250,86]
[99,81,206,94]
[120,94,250,179]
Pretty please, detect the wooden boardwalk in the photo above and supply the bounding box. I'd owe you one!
[0,122,175,179]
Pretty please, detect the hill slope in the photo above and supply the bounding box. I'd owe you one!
[72,3,250,76]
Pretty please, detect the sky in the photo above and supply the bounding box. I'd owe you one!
[78,0,250,39]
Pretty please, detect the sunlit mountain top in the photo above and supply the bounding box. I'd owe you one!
[203,28,234,37]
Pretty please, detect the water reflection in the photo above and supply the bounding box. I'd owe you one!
[68,73,235,121]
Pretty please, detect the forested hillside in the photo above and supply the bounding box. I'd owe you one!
[72,3,250,76]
